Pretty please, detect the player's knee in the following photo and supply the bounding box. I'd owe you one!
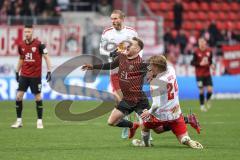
[107,121,115,126]
[16,95,23,101]
[35,94,42,101]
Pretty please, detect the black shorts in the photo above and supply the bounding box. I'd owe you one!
[196,76,213,88]
[116,98,150,116]
[18,76,42,94]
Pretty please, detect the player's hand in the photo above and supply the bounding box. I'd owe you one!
[15,72,19,82]
[141,109,150,121]
[147,71,154,82]
[211,64,216,70]
[82,64,93,71]
[46,72,51,82]
[110,49,118,58]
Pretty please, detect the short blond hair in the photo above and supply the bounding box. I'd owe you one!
[148,55,167,71]
[111,10,125,19]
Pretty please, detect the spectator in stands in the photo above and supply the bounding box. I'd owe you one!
[176,29,187,55]
[208,21,221,47]
[164,28,175,45]
[96,0,112,16]
[0,3,8,24]
[173,0,183,30]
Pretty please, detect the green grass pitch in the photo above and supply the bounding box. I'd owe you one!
[0,100,240,160]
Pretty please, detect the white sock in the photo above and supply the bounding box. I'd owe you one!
[141,131,150,146]
[17,118,22,122]
[37,119,42,123]
[181,136,191,144]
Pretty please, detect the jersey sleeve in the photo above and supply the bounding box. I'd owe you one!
[93,57,119,70]
[39,43,48,54]
[99,33,110,56]
[149,79,166,113]
[190,51,199,66]
[18,45,24,59]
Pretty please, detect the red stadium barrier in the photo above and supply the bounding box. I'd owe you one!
[0,25,81,56]
[222,44,240,75]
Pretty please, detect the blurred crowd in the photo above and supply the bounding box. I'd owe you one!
[0,0,61,17]
[166,0,240,64]
[164,21,240,64]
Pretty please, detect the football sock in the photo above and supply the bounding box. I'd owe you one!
[184,116,189,123]
[16,100,23,118]
[116,119,133,128]
[36,100,43,119]
[141,131,150,146]
[206,92,212,101]
[199,93,204,105]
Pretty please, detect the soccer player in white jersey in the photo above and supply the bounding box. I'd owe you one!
[99,10,144,139]
[132,55,203,149]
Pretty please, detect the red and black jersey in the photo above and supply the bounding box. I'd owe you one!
[93,54,148,104]
[191,48,212,77]
[18,38,47,78]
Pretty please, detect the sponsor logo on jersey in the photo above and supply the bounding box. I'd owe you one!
[129,65,134,70]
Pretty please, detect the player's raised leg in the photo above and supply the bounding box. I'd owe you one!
[11,91,24,128]
[108,108,133,128]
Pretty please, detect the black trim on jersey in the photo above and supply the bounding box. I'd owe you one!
[93,57,119,70]
[39,44,47,54]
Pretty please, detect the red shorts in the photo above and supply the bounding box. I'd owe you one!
[110,73,120,92]
[143,114,187,137]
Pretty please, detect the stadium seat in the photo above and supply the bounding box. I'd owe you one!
[200,2,209,11]
[197,12,208,21]
[187,12,197,21]
[228,12,238,21]
[221,3,230,12]
[208,12,217,21]
[236,22,240,30]
[230,2,239,12]
[226,21,235,30]
[218,12,227,21]
[159,2,168,11]
[195,22,204,30]
[216,22,226,30]
[166,11,174,21]
[148,2,159,11]
[183,21,194,30]
[211,3,220,11]
[189,2,198,11]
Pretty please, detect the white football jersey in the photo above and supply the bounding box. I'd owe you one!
[99,26,141,74]
[149,65,182,121]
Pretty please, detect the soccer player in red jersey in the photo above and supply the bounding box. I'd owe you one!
[191,38,215,112]
[11,25,52,129]
[82,37,152,146]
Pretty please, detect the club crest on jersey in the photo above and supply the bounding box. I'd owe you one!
[206,52,210,56]
[129,65,134,70]
[32,47,36,52]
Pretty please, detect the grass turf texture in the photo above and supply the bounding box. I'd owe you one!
[0,100,240,160]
